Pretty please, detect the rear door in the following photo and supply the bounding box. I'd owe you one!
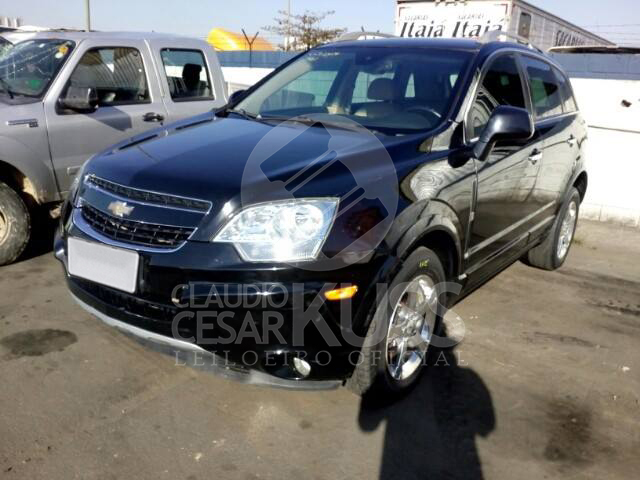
[520,56,577,217]
[465,52,545,274]
[149,39,226,122]
[44,38,168,193]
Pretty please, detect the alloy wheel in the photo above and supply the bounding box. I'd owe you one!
[557,200,578,260]
[385,275,438,381]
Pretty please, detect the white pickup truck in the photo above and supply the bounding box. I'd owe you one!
[0,31,227,265]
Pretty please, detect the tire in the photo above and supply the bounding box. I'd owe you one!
[525,187,580,271]
[347,247,446,399]
[0,181,31,266]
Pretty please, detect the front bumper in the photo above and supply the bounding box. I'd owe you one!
[55,212,386,387]
[68,292,341,390]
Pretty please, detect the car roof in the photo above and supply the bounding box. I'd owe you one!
[3,30,196,42]
[324,37,549,57]
[326,37,483,51]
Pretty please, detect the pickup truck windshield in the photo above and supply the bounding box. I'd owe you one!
[0,38,75,99]
[0,37,10,57]
[235,46,473,135]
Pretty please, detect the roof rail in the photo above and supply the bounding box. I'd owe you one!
[479,30,544,54]
[337,31,396,42]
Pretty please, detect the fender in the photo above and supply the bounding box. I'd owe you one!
[395,199,465,275]
[351,199,466,337]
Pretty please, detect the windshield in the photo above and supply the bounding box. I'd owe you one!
[0,38,75,98]
[235,45,473,135]
[0,37,10,57]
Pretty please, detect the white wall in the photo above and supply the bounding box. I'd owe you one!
[221,67,272,95]
[570,78,640,227]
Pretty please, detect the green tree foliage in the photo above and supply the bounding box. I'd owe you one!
[263,10,346,51]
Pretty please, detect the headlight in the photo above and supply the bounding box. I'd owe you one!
[213,198,339,262]
[69,160,90,206]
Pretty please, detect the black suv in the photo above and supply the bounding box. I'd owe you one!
[55,38,587,397]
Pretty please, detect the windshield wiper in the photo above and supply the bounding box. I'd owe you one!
[0,77,14,99]
[262,114,386,135]
[225,108,260,121]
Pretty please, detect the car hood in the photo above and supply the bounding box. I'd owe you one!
[84,113,412,206]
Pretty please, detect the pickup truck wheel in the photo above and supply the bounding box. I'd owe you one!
[0,182,31,266]
[347,247,446,400]
[524,187,580,271]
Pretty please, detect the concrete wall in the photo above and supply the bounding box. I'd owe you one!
[552,53,640,227]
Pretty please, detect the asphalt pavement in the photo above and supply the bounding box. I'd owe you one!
[0,220,638,479]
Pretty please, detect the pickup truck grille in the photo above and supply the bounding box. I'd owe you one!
[85,175,210,212]
[81,204,195,249]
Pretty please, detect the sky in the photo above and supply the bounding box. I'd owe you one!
[2,0,640,45]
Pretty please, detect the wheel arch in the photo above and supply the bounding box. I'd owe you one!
[0,159,42,208]
[393,201,464,282]
[573,170,588,203]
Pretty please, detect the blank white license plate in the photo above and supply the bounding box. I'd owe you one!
[68,237,139,294]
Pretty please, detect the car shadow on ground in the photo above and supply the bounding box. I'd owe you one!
[358,333,495,480]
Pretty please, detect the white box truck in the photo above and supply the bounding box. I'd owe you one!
[395,0,614,51]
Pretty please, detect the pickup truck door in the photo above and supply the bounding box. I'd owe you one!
[147,38,227,122]
[43,38,169,193]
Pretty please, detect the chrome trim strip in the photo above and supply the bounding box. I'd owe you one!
[465,201,555,259]
[72,208,191,253]
[78,199,196,229]
[530,215,555,233]
[70,293,341,391]
[85,181,211,214]
[464,214,555,277]
[85,174,212,214]
[7,118,38,128]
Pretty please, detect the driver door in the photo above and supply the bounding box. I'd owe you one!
[465,53,545,277]
[44,39,168,193]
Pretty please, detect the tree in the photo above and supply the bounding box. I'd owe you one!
[263,10,346,51]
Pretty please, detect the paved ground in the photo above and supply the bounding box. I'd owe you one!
[0,220,638,480]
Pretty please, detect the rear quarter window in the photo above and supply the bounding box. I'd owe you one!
[553,66,578,113]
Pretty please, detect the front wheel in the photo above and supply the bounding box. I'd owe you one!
[347,247,446,399]
[0,181,31,266]
[524,187,580,271]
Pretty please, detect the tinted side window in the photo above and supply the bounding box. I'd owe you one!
[553,67,577,113]
[66,47,150,106]
[469,54,526,138]
[160,49,214,101]
[523,57,563,119]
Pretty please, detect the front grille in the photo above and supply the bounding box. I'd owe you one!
[81,203,195,248]
[85,175,210,212]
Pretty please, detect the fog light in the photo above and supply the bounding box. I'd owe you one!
[292,357,311,378]
[324,285,358,301]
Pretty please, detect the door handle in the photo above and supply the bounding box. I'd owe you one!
[567,135,577,148]
[143,112,165,122]
[528,149,543,165]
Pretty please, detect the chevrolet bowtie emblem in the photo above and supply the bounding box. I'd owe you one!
[107,201,134,218]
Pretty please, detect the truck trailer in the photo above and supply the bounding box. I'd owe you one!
[395,0,614,51]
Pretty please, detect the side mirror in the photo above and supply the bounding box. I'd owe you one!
[59,86,98,113]
[473,106,534,161]
[228,89,246,104]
